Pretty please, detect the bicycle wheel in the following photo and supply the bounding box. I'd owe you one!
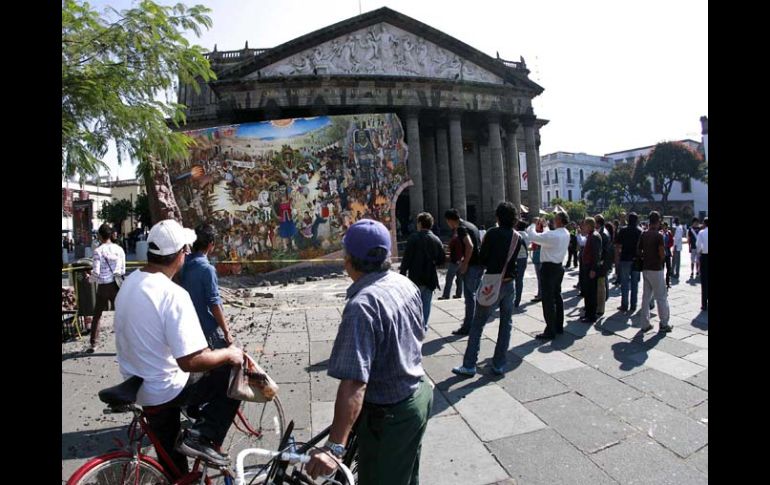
[221,396,286,472]
[67,451,170,485]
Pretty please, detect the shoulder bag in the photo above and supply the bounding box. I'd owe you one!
[476,231,520,307]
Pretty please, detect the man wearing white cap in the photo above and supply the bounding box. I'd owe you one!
[114,219,244,473]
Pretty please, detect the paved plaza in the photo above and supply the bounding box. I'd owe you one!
[62,251,707,484]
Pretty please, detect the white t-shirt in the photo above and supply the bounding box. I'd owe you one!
[114,270,208,406]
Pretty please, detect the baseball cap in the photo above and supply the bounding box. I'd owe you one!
[343,219,391,262]
[147,219,197,256]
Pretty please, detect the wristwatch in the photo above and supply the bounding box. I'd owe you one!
[323,440,346,458]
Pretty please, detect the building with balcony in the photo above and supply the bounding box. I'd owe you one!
[539,152,614,207]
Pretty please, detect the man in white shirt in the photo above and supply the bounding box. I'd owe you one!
[87,224,126,353]
[114,219,244,473]
[526,212,571,340]
[696,217,708,311]
[672,218,685,279]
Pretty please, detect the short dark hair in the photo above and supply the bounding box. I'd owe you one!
[147,246,182,266]
[691,217,699,223]
[193,224,217,252]
[444,208,461,221]
[495,202,518,228]
[417,212,434,230]
[702,217,708,226]
[349,247,392,273]
[556,212,569,226]
[594,214,605,226]
[628,212,639,226]
[584,216,596,229]
[649,211,661,225]
[98,223,112,241]
[674,218,680,224]
[516,221,527,231]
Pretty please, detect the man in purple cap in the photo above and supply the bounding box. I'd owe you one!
[306,219,433,484]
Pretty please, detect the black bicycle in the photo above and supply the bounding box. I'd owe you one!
[234,419,359,485]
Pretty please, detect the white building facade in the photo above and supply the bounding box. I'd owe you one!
[61,180,112,234]
[604,139,708,219]
[539,152,614,207]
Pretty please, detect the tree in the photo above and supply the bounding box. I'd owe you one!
[62,0,216,221]
[134,193,153,228]
[98,199,133,232]
[550,197,587,224]
[643,142,707,216]
[581,171,613,210]
[607,159,653,210]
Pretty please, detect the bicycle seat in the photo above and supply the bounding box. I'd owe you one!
[98,376,144,406]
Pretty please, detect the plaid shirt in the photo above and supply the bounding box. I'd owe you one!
[328,270,425,405]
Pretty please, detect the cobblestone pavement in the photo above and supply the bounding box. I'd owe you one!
[62,251,707,484]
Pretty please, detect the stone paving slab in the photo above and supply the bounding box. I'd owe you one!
[612,396,708,458]
[552,366,643,410]
[487,428,617,485]
[263,331,310,354]
[628,332,703,358]
[688,400,708,426]
[453,385,546,441]
[308,340,335,368]
[686,445,708,477]
[682,349,708,367]
[591,434,707,485]
[516,345,587,374]
[526,392,635,454]
[686,369,708,392]
[680,333,707,348]
[419,415,510,485]
[273,382,311,430]
[495,359,570,403]
[308,369,339,402]
[563,346,646,379]
[259,352,310,383]
[627,349,705,380]
[310,401,334,436]
[621,369,707,411]
[423,330,462,357]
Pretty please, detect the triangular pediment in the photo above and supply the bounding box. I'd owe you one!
[217,7,542,93]
[245,22,504,84]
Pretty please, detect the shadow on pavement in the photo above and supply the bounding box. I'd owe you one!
[62,425,127,460]
[63,351,117,362]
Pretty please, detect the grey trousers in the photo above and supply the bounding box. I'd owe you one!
[641,270,670,327]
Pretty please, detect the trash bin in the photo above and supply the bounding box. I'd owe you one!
[71,257,97,317]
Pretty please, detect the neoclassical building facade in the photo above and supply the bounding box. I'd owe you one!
[179,7,547,231]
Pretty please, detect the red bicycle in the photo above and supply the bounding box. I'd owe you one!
[67,376,285,485]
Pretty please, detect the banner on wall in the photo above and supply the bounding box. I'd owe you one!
[168,113,409,264]
[519,151,528,190]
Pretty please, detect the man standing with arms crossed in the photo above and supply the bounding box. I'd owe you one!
[306,219,432,484]
[526,212,571,340]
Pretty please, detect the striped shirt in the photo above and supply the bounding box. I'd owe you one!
[328,270,425,405]
[90,242,126,285]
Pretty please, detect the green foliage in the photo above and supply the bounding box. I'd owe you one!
[98,198,133,230]
[551,197,587,223]
[603,203,625,222]
[62,0,216,179]
[581,171,612,209]
[607,159,653,209]
[134,193,153,227]
[642,142,707,215]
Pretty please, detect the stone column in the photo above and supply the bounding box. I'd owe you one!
[448,112,467,218]
[488,113,505,217]
[421,129,438,220]
[405,111,423,219]
[436,126,451,231]
[504,121,522,213]
[522,109,541,219]
[478,142,491,224]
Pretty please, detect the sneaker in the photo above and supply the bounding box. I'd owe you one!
[451,365,476,377]
[640,324,653,333]
[659,324,673,333]
[437,296,449,300]
[453,295,462,299]
[176,431,229,466]
[451,328,469,336]
[488,365,505,376]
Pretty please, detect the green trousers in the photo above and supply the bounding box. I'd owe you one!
[356,378,433,485]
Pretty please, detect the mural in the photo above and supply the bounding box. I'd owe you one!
[168,113,409,268]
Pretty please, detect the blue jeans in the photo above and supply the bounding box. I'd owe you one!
[514,258,527,306]
[442,262,463,298]
[462,281,515,370]
[461,265,484,331]
[619,261,640,309]
[419,286,434,330]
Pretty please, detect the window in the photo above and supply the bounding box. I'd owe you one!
[547,191,551,204]
[567,168,572,183]
[626,157,635,164]
[568,190,573,201]
[555,190,559,200]
[681,178,692,193]
[580,169,584,184]
[554,169,559,183]
[546,170,550,185]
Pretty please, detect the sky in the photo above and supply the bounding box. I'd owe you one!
[91,0,708,180]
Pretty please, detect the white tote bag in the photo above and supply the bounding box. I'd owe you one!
[476,231,520,307]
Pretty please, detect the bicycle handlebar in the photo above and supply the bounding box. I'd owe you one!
[235,447,354,485]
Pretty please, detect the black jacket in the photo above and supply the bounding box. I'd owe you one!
[400,230,446,290]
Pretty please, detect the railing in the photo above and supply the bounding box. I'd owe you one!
[204,49,270,62]
[498,58,525,69]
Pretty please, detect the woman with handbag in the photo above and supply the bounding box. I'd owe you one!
[86,223,126,353]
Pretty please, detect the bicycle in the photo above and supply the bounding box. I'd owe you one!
[234,418,358,485]
[67,375,285,485]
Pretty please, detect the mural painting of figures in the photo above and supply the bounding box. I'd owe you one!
[168,113,408,267]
